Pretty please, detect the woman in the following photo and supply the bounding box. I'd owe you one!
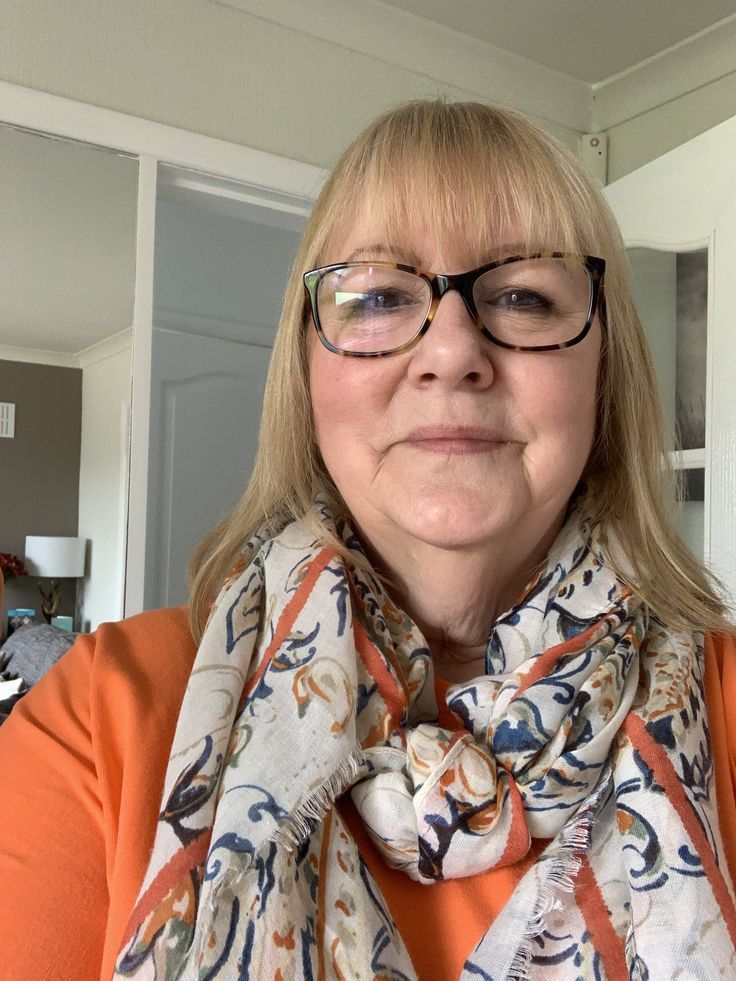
[2,101,736,980]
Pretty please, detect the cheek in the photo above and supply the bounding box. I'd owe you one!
[546,369,597,434]
[509,344,600,458]
[310,360,363,445]
[309,344,402,446]
[308,348,390,475]
[309,337,346,444]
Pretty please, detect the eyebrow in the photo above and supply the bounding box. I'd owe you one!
[345,241,540,267]
[346,243,422,264]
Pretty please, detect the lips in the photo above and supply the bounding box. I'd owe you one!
[399,425,515,453]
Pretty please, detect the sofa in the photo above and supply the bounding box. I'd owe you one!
[0,573,78,721]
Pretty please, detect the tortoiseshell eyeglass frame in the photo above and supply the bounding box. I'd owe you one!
[303,252,606,357]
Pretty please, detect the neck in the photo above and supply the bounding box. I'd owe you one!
[359,519,565,684]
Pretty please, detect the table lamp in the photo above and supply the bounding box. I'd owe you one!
[24,536,86,623]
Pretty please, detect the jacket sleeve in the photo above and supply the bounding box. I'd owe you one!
[0,631,108,980]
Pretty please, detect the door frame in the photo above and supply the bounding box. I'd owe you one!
[605,112,736,599]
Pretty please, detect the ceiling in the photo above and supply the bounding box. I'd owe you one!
[379,0,736,83]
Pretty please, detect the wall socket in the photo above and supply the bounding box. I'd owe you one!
[0,402,16,438]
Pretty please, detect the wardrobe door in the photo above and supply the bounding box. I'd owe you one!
[142,167,306,609]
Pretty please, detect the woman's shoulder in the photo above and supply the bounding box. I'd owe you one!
[703,629,736,890]
[703,631,736,721]
[80,605,198,723]
[88,604,195,649]
[704,629,736,694]
[2,605,197,750]
[84,605,196,672]
[0,606,199,980]
[705,629,736,656]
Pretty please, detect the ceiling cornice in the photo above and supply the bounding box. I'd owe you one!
[77,328,133,369]
[211,0,590,138]
[0,346,80,369]
[592,16,736,133]
[213,0,736,149]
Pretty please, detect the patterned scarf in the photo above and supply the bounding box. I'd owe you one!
[115,501,736,979]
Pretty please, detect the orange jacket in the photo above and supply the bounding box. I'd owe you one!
[1,606,735,980]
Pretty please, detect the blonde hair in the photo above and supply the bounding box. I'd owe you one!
[188,100,732,641]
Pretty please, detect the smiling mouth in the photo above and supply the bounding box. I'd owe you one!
[400,427,516,454]
[404,438,513,454]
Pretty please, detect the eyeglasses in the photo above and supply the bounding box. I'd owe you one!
[303,253,605,357]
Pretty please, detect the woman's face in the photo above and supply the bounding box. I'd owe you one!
[308,211,602,568]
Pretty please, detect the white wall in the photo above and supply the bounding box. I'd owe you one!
[78,334,132,630]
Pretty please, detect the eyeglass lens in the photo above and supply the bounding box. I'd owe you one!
[316,257,593,353]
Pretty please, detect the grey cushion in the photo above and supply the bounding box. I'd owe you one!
[0,623,78,686]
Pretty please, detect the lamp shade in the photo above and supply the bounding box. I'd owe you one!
[24,536,86,578]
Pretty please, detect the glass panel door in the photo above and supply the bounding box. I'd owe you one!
[628,247,708,560]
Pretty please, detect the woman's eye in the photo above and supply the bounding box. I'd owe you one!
[337,288,415,316]
[493,288,552,311]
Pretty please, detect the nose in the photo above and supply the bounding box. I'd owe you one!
[406,290,495,389]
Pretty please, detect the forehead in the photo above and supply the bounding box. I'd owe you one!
[323,200,532,269]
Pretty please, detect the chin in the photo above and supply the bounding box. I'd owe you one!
[387,489,529,551]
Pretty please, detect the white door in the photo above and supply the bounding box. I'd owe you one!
[144,327,272,608]
[605,115,736,600]
[142,167,305,609]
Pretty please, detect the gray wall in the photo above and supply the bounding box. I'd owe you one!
[0,360,82,625]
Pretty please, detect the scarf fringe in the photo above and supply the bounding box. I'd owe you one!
[202,751,368,911]
[274,750,368,852]
[506,769,613,981]
[191,750,369,960]
[626,924,643,980]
